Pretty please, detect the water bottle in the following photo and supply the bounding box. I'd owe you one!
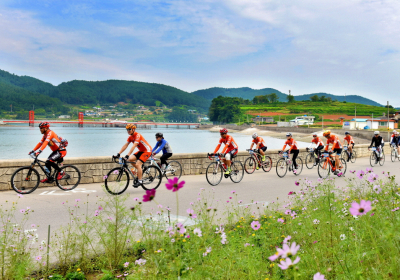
[131,168,137,175]
[44,167,50,175]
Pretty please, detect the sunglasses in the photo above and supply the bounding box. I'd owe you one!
[313,136,317,137]
[126,129,132,131]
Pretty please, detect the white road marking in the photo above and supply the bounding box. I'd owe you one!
[39,188,97,195]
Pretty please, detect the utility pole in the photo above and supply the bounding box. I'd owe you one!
[10,104,12,113]
[387,101,390,142]
[322,115,324,130]
[344,93,346,102]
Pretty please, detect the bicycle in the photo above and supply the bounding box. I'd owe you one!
[391,144,400,162]
[244,149,272,174]
[343,145,357,163]
[104,156,162,195]
[305,148,323,169]
[205,153,244,186]
[317,152,347,179]
[145,156,183,179]
[369,147,385,167]
[11,154,81,194]
[276,151,303,178]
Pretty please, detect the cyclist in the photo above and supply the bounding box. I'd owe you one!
[391,130,397,143]
[281,133,299,172]
[29,122,67,183]
[390,131,400,159]
[323,130,342,175]
[307,133,324,166]
[250,132,267,165]
[369,131,384,162]
[114,124,152,187]
[214,128,238,175]
[343,131,355,162]
[152,132,173,171]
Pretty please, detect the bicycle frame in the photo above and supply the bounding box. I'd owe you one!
[113,157,138,181]
[247,150,264,166]
[207,154,228,172]
[29,154,59,179]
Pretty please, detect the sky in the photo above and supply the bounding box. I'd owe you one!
[0,0,399,106]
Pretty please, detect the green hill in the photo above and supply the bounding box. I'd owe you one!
[0,69,55,95]
[294,93,382,107]
[192,87,287,101]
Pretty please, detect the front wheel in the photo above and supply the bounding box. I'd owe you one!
[142,166,162,190]
[164,161,182,179]
[391,150,396,162]
[206,162,223,186]
[293,158,303,176]
[244,157,256,174]
[11,167,40,194]
[318,158,330,179]
[56,165,81,191]
[379,153,385,166]
[338,158,347,176]
[276,158,287,178]
[104,167,129,195]
[230,161,244,183]
[261,156,272,172]
[305,153,315,169]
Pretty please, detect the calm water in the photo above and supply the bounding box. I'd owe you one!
[0,126,308,160]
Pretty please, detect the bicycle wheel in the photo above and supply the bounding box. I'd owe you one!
[338,158,347,176]
[370,152,377,167]
[104,167,129,195]
[11,167,40,194]
[276,158,287,178]
[318,158,330,179]
[165,161,182,179]
[379,153,385,166]
[261,156,273,172]
[293,157,303,176]
[244,157,256,174]
[305,153,315,169]
[56,165,81,191]
[350,151,357,163]
[142,165,162,190]
[206,162,223,186]
[230,161,244,183]
[391,150,396,162]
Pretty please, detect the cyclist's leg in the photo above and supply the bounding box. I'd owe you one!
[47,151,63,175]
[260,147,267,161]
[292,150,299,169]
[316,146,323,163]
[335,148,342,169]
[130,152,142,179]
[160,153,172,169]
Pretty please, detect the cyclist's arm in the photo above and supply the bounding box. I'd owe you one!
[154,140,166,154]
[152,141,159,153]
[38,133,53,152]
[250,143,254,150]
[255,142,261,149]
[221,138,232,154]
[324,143,329,151]
[118,142,130,155]
[213,144,221,154]
[33,142,43,151]
[370,137,375,147]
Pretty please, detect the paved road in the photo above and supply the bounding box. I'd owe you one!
[2,157,399,237]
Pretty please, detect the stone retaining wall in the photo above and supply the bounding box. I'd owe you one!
[0,144,383,191]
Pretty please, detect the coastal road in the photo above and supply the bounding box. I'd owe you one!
[1,157,399,238]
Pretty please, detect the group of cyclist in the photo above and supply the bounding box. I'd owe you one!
[29,121,400,185]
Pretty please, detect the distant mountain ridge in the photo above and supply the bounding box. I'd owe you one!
[192,87,383,107]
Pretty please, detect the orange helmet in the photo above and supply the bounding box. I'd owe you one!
[39,122,50,129]
[323,130,331,137]
[126,124,136,130]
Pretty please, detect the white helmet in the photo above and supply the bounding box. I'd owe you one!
[252,133,258,139]
[374,131,379,135]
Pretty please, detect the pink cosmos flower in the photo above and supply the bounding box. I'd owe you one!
[277,218,284,223]
[295,181,299,186]
[283,236,291,244]
[356,170,365,179]
[251,221,261,231]
[103,175,108,180]
[244,243,250,247]
[142,189,156,202]
[313,272,326,280]
[349,170,356,174]
[35,255,42,261]
[98,206,103,211]
[278,257,300,270]
[124,262,129,267]
[193,228,202,237]
[165,177,185,192]
[280,242,300,258]
[285,209,291,215]
[20,209,25,214]
[187,208,197,219]
[349,200,372,216]
[113,170,119,175]
[366,167,373,173]
[367,173,378,183]
[373,185,382,194]
[288,191,294,195]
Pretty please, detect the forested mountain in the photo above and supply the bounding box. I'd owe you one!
[193,87,383,106]
[0,69,55,95]
[192,87,287,101]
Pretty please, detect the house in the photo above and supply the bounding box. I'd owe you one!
[343,118,368,130]
[253,117,274,123]
[289,116,315,125]
[58,115,71,119]
[366,118,396,130]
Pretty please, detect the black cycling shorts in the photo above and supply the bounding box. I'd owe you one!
[48,150,66,163]
[333,148,342,155]
[259,147,267,152]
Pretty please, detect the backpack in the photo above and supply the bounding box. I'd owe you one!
[59,137,68,149]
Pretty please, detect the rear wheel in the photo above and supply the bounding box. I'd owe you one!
[261,156,273,172]
[276,158,287,178]
[370,152,377,167]
[293,157,303,176]
[11,167,40,194]
[104,167,129,195]
[142,166,162,190]
[206,162,223,186]
[350,151,357,163]
[230,161,244,183]
[305,153,315,169]
[56,165,81,191]
[164,161,182,179]
[244,157,256,174]
[318,158,330,179]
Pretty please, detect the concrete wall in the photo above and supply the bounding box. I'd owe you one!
[0,144,384,191]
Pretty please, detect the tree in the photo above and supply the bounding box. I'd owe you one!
[268,93,278,103]
[208,96,242,124]
[287,94,295,103]
[310,95,319,102]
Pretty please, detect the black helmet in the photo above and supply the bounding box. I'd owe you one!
[345,131,350,135]
[155,132,163,138]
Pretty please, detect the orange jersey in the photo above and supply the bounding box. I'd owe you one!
[344,135,355,145]
[252,136,266,148]
[34,130,63,152]
[311,137,324,147]
[325,135,342,150]
[282,138,298,151]
[214,135,238,154]
[127,132,152,152]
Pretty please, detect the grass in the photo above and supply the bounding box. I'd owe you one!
[1,170,399,279]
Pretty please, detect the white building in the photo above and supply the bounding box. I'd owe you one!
[58,115,71,119]
[342,118,368,130]
[366,119,396,130]
[289,116,315,125]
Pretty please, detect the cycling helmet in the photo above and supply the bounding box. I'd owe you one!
[323,130,331,137]
[286,132,292,137]
[39,122,50,129]
[345,131,350,135]
[252,132,258,139]
[126,124,136,130]
[396,131,399,135]
[155,132,163,138]
[374,131,379,135]
[312,133,318,136]
[220,128,228,134]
